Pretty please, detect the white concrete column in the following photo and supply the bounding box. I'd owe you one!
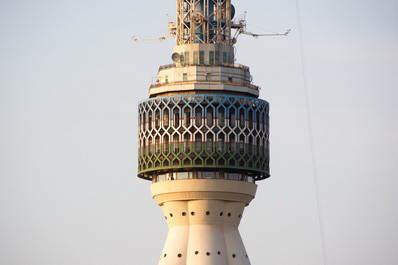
[151,179,257,265]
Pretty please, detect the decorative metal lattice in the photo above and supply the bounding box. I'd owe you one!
[138,94,270,180]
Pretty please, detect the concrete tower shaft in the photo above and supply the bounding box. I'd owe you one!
[137,1,270,264]
[151,180,256,265]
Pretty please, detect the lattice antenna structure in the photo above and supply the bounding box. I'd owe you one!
[135,1,284,265]
[176,0,233,45]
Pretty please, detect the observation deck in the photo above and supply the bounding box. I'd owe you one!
[138,94,270,182]
[149,63,260,98]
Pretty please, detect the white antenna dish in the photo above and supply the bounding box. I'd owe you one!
[172,52,181,63]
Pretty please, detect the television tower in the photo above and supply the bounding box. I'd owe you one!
[136,1,284,264]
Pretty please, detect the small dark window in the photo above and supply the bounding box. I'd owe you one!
[220,212,223,216]
[182,212,186,216]
[217,251,221,255]
[184,52,189,64]
[191,212,195,216]
[195,251,199,255]
[228,213,231,217]
[164,254,167,258]
[215,51,220,64]
[209,51,214,64]
[206,252,210,256]
[232,254,236,258]
[170,213,173,217]
[206,211,210,216]
[199,51,205,64]
[178,253,182,258]
[193,51,199,64]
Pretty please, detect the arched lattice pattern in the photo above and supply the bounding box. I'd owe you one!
[138,94,270,180]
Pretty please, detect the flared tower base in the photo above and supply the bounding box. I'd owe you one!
[151,179,257,265]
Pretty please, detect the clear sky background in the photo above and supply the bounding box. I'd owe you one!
[0,0,397,264]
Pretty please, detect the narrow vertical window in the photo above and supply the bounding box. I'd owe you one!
[174,111,180,127]
[180,53,184,65]
[223,52,228,64]
[206,109,213,127]
[215,51,220,65]
[256,112,260,130]
[209,51,214,65]
[184,52,189,64]
[239,109,245,127]
[155,110,160,128]
[184,134,190,152]
[249,136,253,154]
[142,113,146,131]
[218,108,225,126]
[256,137,260,154]
[193,51,199,64]
[163,110,169,127]
[239,135,244,153]
[184,109,190,127]
[155,136,160,154]
[248,110,253,129]
[230,135,235,152]
[148,138,152,155]
[228,53,234,64]
[206,135,213,152]
[195,134,202,152]
[183,73,188,81]
[199,51,205,64]
[196,108,202,127]
[173,134,179,153]
[218,135,224,152]
[148,112,152,129]
[229,109,236,127]
[164,135,169,153]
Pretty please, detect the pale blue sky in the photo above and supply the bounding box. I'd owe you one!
[1,0,397,264]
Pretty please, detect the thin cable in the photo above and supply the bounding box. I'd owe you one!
[295,1,329,265]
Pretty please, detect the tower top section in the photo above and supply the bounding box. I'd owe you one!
[176,0,234,46]
[132,0,290,45]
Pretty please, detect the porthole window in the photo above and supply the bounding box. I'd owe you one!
[178,253,182,258]
[232,254,236,258]
[170,213,173,217]
[238,214,242,218]
[206,252,211,256]
[228,213,231,217]
[220,212,223,216]
[206,211,210,215]
[195,251,199,255]
[191,212,195,216]
[182,212,186,216]
[164,254,167,258]
[217,251,221,255]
